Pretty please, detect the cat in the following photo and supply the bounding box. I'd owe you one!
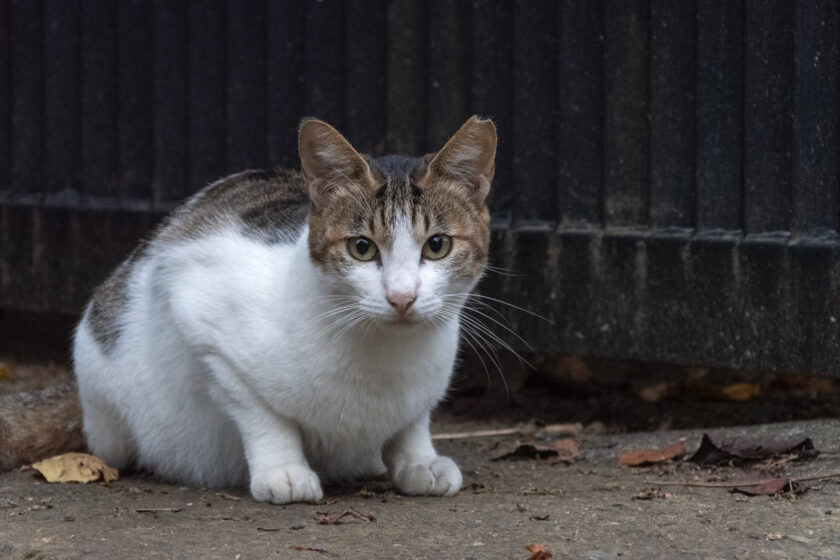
[69,115,497,504]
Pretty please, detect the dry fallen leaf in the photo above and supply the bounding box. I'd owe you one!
[493,441,559,461]
[554,355,592,383]
[725,470,812,497]
[552,438,580,464]
[732,477,793,496]
[618,442,686,467]
[0,362,11,382]
[638,381,673,402]
[688,434,818,466]
[721,382,761,401]
[769,375,834,396]
[525,543,553,560]
[493,439,579,463]
[31,453,118,485]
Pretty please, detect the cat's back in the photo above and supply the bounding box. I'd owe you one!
[159,168,309,246]
[84,168,309,353]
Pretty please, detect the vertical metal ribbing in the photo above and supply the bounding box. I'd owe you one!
[188,0,228,191]
[557,0,604,228]
[345,0,388,155]
[743,0,795,234]
[603,0,650,228]
[649,0,696,229]
[792,1,840,235]
[695,0,743,232]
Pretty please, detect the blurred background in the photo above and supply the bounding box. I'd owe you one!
[1,0,840,388]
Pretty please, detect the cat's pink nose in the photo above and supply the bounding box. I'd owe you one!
[387,293,417,314]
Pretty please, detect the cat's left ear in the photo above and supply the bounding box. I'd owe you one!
[421,116,497,201]
[298,119,373,206]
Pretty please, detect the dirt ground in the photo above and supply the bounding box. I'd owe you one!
[2,358,840,559]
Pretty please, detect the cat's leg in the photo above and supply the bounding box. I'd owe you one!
[203,359,323,505]
[384,412,462,497]
[77,391,136,470]
[239,412,323,504]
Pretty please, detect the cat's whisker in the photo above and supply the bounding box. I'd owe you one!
[462,299,508,322]
[458,312,534,372]
[442,293,553,324]
[313,304,359,323]
[484,265,523,277]
[328,311,370,343]
[434,302,509,399]
[457,326,493,390]
[460,322,504,376]
[321,308,362,336]
[360,316,377,339]
[437,297,534,370]
[462,304,536,355]
[458,321,509,402]
[314,294,358,302]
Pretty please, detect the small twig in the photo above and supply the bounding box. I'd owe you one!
[432,423,582,441]
[135,507,183,513]
[290,547,338,557]
[644,472,840,488]
[315,509,376,525]
[433,427,521,440]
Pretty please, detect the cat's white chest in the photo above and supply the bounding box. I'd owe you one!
[254,320,457,443]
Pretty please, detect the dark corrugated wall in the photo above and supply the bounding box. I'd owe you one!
[2,1,840,374]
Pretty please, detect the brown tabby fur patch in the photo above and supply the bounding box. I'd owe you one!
[307,154,490,279]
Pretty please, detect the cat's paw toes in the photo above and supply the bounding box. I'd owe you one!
[250,464,323,504]
[391,456,462,497]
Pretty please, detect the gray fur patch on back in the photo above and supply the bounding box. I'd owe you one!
[88,259,133,352]
[158,168,310,245]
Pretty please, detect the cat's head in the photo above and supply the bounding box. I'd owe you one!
[299,116,496,327]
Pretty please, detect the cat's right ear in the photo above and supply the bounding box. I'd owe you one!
[298,119,373,206]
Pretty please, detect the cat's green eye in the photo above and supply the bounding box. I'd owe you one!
[422,234,452,260]
[347,236,378,261]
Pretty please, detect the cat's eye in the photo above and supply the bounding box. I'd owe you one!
[347,236,378,261]
[422,235,452,260]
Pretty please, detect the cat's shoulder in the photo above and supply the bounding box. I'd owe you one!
[83,168,309,352]
[162,168,310,246]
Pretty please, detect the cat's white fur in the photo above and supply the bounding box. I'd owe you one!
[73,215,470,503]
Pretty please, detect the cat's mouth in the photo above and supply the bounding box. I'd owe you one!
[385,313,423,327]
[389,316,418,326]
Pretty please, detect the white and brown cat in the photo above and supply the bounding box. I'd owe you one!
[54,116,497,504]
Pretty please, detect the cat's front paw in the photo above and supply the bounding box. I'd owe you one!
[391,455,462,497]
[250,464,324,504]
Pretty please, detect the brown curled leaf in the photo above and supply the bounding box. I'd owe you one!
[618,442,686,467]
[688,434,818,466]
[525,543,553,560]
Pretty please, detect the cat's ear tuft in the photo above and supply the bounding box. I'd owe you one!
[424,116,497,201]
[298,119,372,206]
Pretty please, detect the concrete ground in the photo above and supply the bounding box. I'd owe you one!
[2,416,839,560]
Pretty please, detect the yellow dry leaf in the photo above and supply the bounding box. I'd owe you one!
[31,453,118,485]
[638,381,672,402]
[0,362,11,381]
[722,382,761,401]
